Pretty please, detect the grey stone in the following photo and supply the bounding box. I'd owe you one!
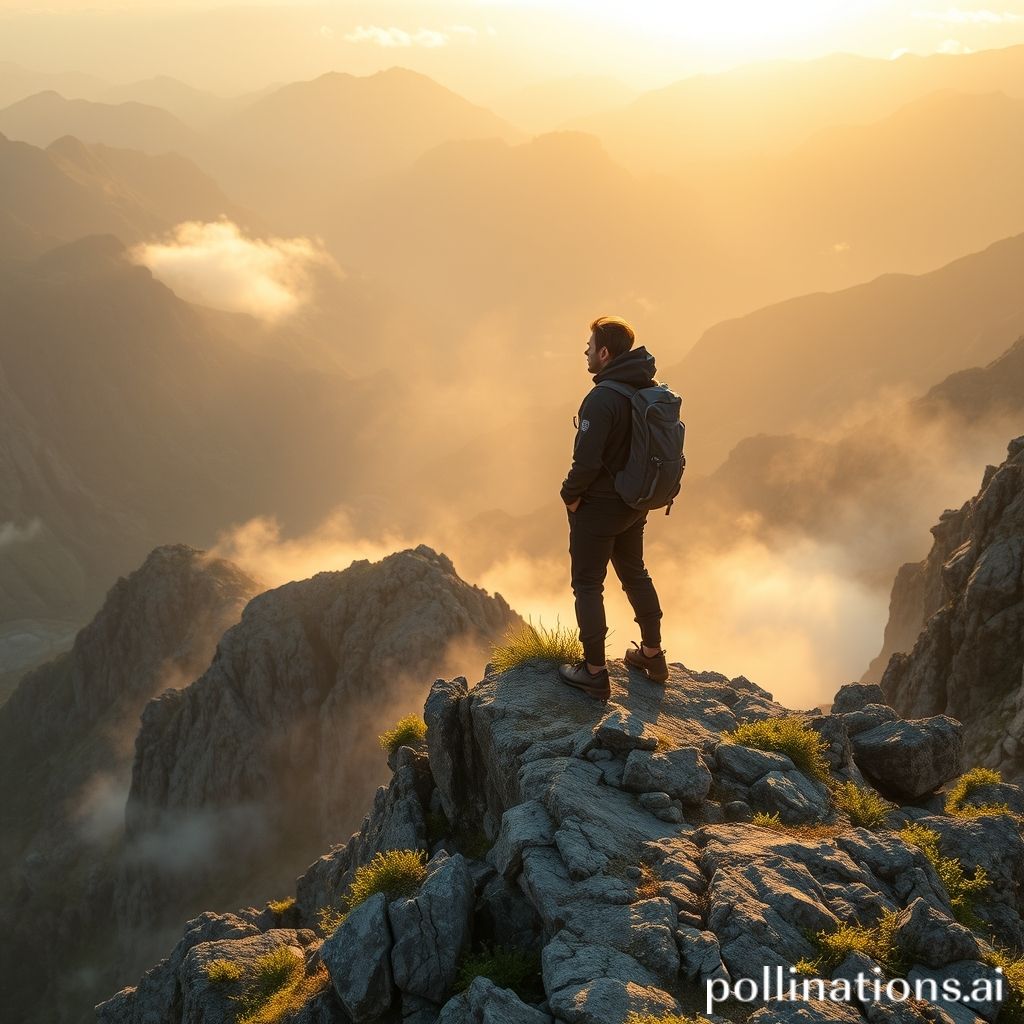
[892,898,983,968]
[715,742,796,783]
[622,747,713,803]
[437,976,552,1023]
[832,683,888,715]
[852,717,964,801]
[321,893,395,1021]
[389,852,475,1002]
[749,770,831,824]
[487,800,556,879]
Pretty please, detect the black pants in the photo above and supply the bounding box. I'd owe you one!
[567,493,664,665]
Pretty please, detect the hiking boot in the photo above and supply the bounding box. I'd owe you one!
[624,641,668,683]
[558,660,611,702]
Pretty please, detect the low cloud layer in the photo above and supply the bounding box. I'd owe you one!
[129,217,338,322]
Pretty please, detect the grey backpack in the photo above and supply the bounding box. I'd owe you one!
[598,380,686,515]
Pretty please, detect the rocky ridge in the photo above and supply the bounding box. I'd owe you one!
[97,655,1024,1024]
[866,435,1024,783]
[0,544,261,1024]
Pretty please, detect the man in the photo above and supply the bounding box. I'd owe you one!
[558,316,668,702]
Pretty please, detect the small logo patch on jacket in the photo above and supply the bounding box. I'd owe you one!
[579,419,590,432]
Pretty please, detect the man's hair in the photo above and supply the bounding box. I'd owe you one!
[590,316,635,360]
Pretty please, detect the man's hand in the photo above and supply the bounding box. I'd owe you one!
[565,497,582,512]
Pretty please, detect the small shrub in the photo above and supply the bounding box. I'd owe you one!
[232,942,315,1024]
[378,714,427,755]
[801,908,905,976]
[984,946,1024,1024]
[832,781,893,829]
[490,617,582,673]
[206,958,245,983]
[266,897,295,916]
[347,849,428,912]
[455,944,543,1002]
[636,863,662,901]
[724,717,831,784]
[899,822,989,925]
[652,729,675,752]
[752,811,785,829]
[945,767,1013,820]
[316,903,345,936]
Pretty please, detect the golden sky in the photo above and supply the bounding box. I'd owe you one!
[2,1,1024,96]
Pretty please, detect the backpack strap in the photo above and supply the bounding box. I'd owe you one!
[596,380,638,400]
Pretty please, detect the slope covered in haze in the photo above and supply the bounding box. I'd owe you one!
[872,435,1024,784]
[0,233,383,635]
[0,545,260,1024]
[574,42,1024,170]
[663,230,1024,473]
[0,90,202,155]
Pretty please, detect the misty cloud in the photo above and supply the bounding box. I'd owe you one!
[344,25,453,48]
[0,518,41,548]
[128,217,339,322]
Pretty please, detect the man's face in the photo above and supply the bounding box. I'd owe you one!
[585,331,609,374]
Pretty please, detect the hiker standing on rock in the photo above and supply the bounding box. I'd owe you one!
[558,316,685,702]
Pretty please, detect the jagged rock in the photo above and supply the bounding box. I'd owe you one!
[748,1000,865,1022]
[561,897,680,985]
[870,436,1024,783]
[677,925,729,983]
[118,546,517,947]
[475,872,545,951]
[892,897,984,967]
[541,930,681,1023]
[425,675,481,827]
[389,852,474,1003]
[907,961,1005,1023]
[749,770,832,824]
[321,892,395,1021]
[832,683,888,715]
[916,812,1024,948]
[437,976,552,1023]
[724,800,754,822]
[851,716,963,800]
[621,747,713,803]
[179,930,307,1024]
[487,800,555,879]
[715,742,796,783]
[806,714,865,784]
[554,818,610,879]
[0,545,260,1022]
[842,703,900,736]
[96,911,261,1024]
[958,781,1024,815]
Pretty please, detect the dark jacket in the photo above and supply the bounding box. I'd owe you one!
[560,346,657,504]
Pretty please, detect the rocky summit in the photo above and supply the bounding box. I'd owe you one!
[97,655,1024,1024]
[867,435,1024,783]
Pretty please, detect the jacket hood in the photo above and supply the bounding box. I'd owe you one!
[593,345,657,387]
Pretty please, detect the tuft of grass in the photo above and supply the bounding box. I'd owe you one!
[266,897,295,916]
[723,717,831,784]
[752,811,785,829]
[230,947,328,1024]
[316,849,429,937]
[800,908,905,977]
[625,1015,713,1024]
[378,714,427,756]
[490,617,582,673]
[455,944,543,1002]
[347,849,428,912]
[316,904,345,936]
[652,729,675,752]
[945,767,1014,820]
[832,781,894,830]
[983,946,1024,1024]
[206,958,245,984]
[899,822,989,926]
[605,858,662,900]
